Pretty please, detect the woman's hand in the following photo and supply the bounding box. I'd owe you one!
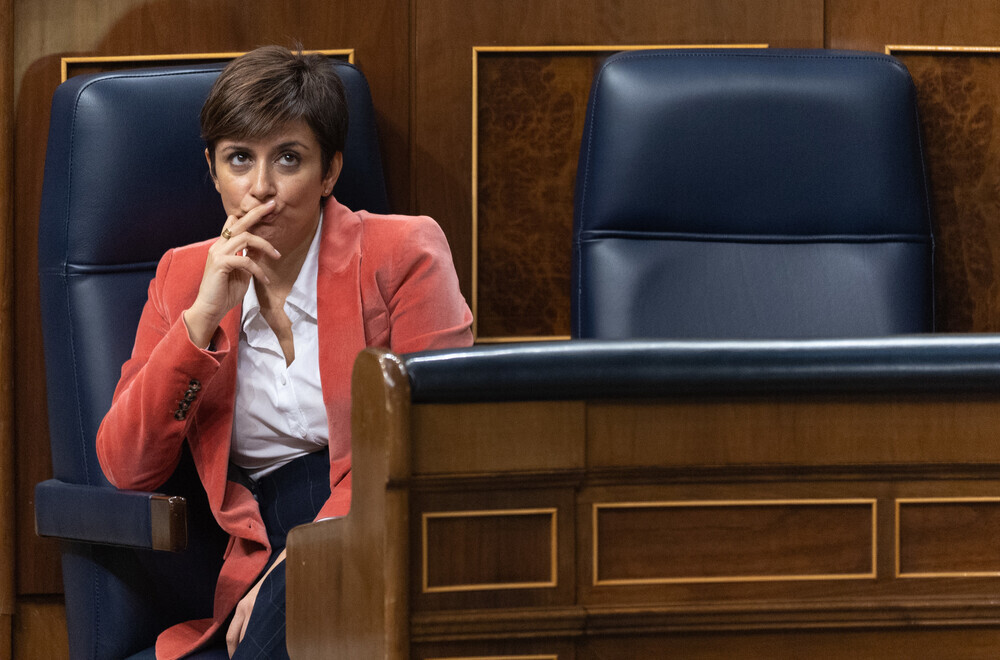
[183,200,281,348]
[226,548,287,657]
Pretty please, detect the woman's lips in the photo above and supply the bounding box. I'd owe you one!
[239,206,280,225]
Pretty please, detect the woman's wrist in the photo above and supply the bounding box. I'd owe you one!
[182,307,219,350]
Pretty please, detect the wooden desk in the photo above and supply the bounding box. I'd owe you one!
[288,345,1000,659]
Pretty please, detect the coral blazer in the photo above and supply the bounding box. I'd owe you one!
[96,197,473,659]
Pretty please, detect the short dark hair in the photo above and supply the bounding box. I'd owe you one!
[200,46,348,176]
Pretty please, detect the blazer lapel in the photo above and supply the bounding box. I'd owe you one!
[316,198,366,452]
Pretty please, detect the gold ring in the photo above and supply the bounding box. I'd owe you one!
[221,227,232,239]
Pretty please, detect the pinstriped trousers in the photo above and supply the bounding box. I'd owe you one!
[230,447,332,660]
[127,447,332,660]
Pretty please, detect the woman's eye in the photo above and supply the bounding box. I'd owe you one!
[278,153,300,167]
[227,152,250,167]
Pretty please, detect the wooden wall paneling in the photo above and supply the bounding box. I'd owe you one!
[12,52,68,598]
[575,476,1000,613]
[13,52,63,599]
[412,401,585,474]
[896,497,1000,577]
[12,598,68,659]
[586,395,1000,468]
[411,488,577,614]
[1,0,13,652]
[422,508,558,592]
[592,499,876,585]
[412,0,824,340]
[12,0,410,605]
[824,0,1000,53]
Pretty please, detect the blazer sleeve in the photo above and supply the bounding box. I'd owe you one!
[96,249,231,491]
[382,215,474,355]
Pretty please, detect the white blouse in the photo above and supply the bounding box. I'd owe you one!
[230,216,328,479]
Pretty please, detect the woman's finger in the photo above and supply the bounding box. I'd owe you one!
[209,250,270,282]
[241,232,281,258]
[229,253,271,284]
[210,231,280,263]
[220,199,276,239]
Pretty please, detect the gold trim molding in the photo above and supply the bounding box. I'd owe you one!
[593,499,877,587]
[886,44,1000,56]
[422,507,558,593]
[470,44,767,343]
[61,49,355,82]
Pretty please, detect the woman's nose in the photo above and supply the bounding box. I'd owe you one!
[250,164,276,199]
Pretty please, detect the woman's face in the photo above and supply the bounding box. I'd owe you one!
[207,119,341,256]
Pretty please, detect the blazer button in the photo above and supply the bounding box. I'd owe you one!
[188,379,202,391]
[174,409,186,421]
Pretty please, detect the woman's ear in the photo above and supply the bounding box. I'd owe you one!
[322,152,343,197]
[205,148,220,192]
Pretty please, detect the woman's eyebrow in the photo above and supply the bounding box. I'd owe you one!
[275,140,309,151]
[218,139,310,154]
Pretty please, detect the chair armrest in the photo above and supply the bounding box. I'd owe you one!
[35,478,187,552]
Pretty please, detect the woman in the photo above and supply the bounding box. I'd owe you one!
[97,46,473,659]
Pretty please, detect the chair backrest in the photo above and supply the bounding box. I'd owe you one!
[37,59,388,659]
[571,48,934,339]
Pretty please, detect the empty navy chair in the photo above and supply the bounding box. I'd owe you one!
[35,59,388,659]
[572,48,934,339]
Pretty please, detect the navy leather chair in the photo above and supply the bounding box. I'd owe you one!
[35,59,388,659]
[572,48,935,339]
